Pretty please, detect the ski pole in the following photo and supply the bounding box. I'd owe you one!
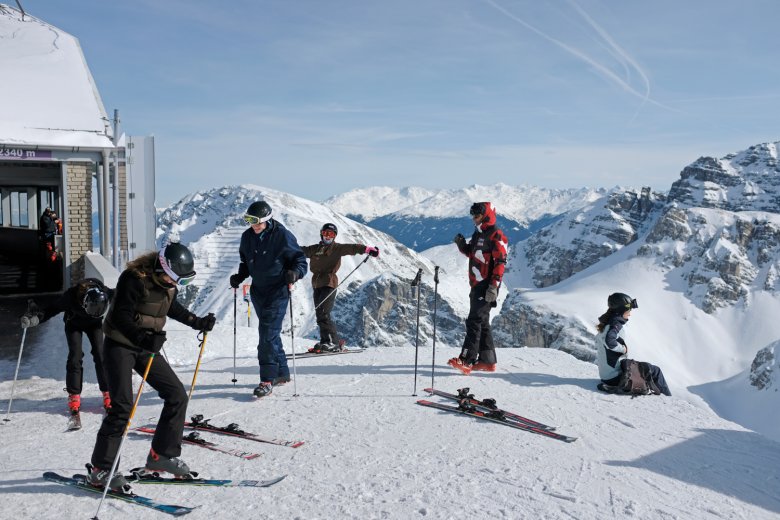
[92,353,155,520]
[3,327,28,422]
[430,265,440,391]
[189,319,213,400]
[411,268,423,396]
[289,290,299,397]
[313,254,371,312]
[232,288,238,385]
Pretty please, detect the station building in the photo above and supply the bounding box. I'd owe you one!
[0,5,155,296]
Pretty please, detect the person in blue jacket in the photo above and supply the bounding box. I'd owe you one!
[229,200,307,397]
[595,292,671,396]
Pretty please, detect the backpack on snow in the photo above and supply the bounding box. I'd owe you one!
[616,359,661,396]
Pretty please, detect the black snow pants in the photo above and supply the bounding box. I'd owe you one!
[459,281,497,365]
[91,338,188,469]
[313,286,338,345]
[64,324,109,395]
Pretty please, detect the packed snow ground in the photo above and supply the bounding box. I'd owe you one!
[2,319,780,519]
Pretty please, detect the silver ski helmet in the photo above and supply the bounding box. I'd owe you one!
[82,286,109,318]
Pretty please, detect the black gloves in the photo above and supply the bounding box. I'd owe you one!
[229,274,244,289]
[191,313,216,332]
[285,270,299,284]
[140,331,167,354]
[20,313,40,329]
[453,233,466,246]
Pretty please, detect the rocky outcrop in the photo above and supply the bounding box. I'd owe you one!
[523,187,664,288]
[491,292,594,361]
[749,343,777,390]
[331,274,464,348]
[668,142,780,212]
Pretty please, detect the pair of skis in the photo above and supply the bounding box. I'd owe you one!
[185,414,305,448]
[418,388,577,443]
[44,469,286,517]
[284,348,364,360]
[133,427,262,460]
[133,416,305,460]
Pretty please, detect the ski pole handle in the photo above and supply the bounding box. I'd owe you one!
[411,268,423,287]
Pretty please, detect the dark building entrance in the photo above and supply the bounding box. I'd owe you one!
[0,161,64,294]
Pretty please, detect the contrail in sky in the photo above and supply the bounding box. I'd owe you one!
[483,0,675,113]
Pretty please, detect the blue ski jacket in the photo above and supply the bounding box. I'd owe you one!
[236,219,307,289]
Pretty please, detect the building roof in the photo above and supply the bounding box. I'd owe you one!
[0,4,114,149]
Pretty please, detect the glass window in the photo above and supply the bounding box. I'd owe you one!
[9,190,29,227]
[38,188,59,216]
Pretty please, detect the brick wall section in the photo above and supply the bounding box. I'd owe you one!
[65,161,93,284]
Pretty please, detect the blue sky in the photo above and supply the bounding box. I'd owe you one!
[28,0,780,206]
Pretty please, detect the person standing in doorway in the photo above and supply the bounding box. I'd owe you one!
[229,201,307,397]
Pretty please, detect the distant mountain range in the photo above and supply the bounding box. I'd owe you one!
[324,184,606,251]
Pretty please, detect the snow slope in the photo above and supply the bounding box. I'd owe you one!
[1,320,780,519]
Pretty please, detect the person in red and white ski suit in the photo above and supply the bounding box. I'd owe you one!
[448,201,508,374]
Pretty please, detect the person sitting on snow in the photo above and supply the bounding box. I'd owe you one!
[595,292,672,396]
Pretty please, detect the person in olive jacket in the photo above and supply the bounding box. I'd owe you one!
[301,223,379,352]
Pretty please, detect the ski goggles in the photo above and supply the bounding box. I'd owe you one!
[630,299,638,309]
[158,251,196,286]
[243,214,263,225]
[321,230,336,239]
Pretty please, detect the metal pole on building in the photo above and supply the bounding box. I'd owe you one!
[101,150,110,259]
[95,164,104,252]
[112,109,121,268]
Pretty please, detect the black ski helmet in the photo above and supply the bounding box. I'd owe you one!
[82,286,109,318]
[157,242,196,286]
[321,223,338,236]
[245,201,273,223]
[607,292,638,312]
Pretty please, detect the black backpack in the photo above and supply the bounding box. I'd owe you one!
[617,359,661,396]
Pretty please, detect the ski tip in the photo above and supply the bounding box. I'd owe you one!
[290,441,305,448]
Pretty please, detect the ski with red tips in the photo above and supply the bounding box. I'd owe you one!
[186,415,304,448]
[416,400,577,443]
[133,427,261,460]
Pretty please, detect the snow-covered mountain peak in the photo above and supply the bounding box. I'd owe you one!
[668,140,780,212]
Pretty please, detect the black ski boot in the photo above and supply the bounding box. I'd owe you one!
[145,448,191,477]
[253,382,273,397]
[86,463,131,492]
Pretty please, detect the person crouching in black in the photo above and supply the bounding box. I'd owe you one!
[22,278,113,415]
